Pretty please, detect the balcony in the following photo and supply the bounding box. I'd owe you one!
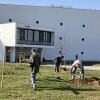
[16,39,54,46]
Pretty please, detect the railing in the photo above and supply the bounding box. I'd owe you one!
[16,39,54,46]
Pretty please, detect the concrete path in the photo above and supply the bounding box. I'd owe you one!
[41,64,100,71]
[65,65,100,71]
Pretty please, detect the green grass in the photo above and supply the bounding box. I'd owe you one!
[0,62,100,100]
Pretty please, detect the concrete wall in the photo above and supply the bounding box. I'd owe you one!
[0,22,16,46]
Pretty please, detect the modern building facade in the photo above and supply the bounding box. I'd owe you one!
[0,4,100,62]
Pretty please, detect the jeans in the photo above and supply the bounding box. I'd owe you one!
[30,68,36,89]
[54,64,60,72]
[72,67,84,80]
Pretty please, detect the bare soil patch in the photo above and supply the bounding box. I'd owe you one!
[70,77,100,86]
[0,70,14,75]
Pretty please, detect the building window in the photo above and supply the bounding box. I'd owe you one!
[28,30,34,41]
[47,32,51,42]
[60,22,63,26]
[9,19,12,22]
[82,24,85,27]
[82,38,84,41]
[59,37,62,40]
[20,29,25,40]
[34,31,39,41]
[39,31,51,42]
[17,28,26,40]
[17,28,53,45]
[39,31,44,42]
[25,30,28,41]
[81,52,84,55]
[36,21,39,24]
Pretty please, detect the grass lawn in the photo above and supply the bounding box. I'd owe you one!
[0,62,100,100]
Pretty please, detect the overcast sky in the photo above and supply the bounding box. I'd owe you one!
[0,0,100,10]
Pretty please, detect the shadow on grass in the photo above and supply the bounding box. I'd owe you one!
[37,77,99,95]
[37,78,68,82]
[37,85,98,95]
[37,78,99,95]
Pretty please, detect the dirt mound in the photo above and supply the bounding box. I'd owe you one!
[0,70,14,75]
[62,68,67,71]
[70,77,100,86]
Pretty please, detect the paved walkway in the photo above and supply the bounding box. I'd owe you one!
[41,64,100,71]
[66,65,100,71]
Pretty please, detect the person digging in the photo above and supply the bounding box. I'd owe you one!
[71,60,84,80]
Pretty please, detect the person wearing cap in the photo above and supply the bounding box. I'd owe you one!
[71,60,84,80]
[29,48,41,90]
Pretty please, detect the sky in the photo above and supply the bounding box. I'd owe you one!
[0,0,100,10]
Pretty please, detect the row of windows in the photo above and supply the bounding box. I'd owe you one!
[17,28,52,42]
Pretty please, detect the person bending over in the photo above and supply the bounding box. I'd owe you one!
[71,60,84,80]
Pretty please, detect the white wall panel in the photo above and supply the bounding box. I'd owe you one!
[0,4,100,61]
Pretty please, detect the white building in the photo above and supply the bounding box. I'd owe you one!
[0,4,100,62]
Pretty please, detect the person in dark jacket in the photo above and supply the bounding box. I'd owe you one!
[53,56,63,73]
[29,48,41,90]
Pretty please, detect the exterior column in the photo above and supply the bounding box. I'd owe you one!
[0,40,5,62]
[10,47,15,62]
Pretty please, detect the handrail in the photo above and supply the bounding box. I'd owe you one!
[16,39,54,46]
